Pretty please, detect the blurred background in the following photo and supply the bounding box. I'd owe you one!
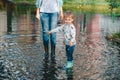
[0,0,120,80]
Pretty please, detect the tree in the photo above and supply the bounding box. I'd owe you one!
[105,0,120,10]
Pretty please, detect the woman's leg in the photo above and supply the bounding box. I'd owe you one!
[65,45,76,68]
[40,13,50,59]
[49,12,58,59]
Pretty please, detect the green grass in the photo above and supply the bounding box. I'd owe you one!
[12,0,35,4]
[63,3,120,14]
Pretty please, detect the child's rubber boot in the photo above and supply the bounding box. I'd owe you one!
[65,61,73,69]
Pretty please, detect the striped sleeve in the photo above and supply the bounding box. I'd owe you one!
[50,25,64,33]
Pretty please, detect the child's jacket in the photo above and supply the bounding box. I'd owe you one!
[49,24,76,45]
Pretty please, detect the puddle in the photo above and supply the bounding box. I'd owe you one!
[0,1,120,80]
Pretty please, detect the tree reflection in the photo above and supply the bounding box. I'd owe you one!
[6,2,14,32]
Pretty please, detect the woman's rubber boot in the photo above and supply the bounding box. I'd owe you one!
[44,45,49,60]
[51,45,55,60]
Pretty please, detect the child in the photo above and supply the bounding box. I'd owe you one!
[48,11,76,68]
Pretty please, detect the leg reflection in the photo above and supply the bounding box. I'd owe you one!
[66,67,73,80]
[42,58,57,80]
[41,59,49,80]
[49,59,57,80]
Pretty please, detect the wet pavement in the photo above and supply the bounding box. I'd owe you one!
[0,8,120,80]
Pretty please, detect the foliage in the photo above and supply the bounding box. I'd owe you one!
[110,33,120,46]
[63,0,110,13]
[112,33,120,38]
[12,0,36,4]
[3,0,120,14]
[105,0,120,9]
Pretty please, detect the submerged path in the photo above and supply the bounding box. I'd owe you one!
[0,13,120,80]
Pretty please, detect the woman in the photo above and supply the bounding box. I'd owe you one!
[35,0,63,60]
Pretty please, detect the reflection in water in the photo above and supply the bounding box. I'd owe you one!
[86,14,104,79]
[66,68,73,80]
[41,59,58,80]
[31,14,37,43]
[0,11,7,36]
[30,9,40,43]
[74,14,107,80]
[5,0,14,32]
[0,1,120,80]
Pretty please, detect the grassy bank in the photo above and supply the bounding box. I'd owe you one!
[63,3,120,14]
[112,33,120,39]
[107,32,120,45]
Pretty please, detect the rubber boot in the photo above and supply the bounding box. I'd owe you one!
[44,45,49,60]
[51,45,56,60]
[65,61,73,69]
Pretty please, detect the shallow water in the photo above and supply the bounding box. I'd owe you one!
[0,1,120,80]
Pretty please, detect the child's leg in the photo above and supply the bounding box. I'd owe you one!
[66,45,76,61]
[65,45,76,68]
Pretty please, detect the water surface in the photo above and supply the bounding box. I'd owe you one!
[0,1,120,80]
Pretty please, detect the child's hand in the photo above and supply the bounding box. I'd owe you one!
[48,31,51,35]
[69,41,74,46]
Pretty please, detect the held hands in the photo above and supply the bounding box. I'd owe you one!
[48,32,74,46]
[48,31,51,35]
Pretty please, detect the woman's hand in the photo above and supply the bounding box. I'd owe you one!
[48,31,51,35]
[36,13,40,20]
[36,8,40,20]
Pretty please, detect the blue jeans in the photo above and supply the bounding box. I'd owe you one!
[66,45,76,61]
[40,12,58,46]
